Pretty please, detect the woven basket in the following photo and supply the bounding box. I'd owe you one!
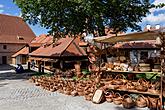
[85,95,92,101]
[126,81,135,90]
[136,95,148,108]
[71,90,78,96]
[92,89,104,104]
[122,94,135,109]
[136,79,148,92]
[148,82,160,94]
[111,74,127,85]
[113,93,122,105]
[105,90,114,103]
[147,97,159,109]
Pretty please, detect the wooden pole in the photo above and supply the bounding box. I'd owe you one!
[99,43,103,72]
[160,57,163,110]
[160,32,165,110]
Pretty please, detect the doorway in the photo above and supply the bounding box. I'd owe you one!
[2,56,7,64]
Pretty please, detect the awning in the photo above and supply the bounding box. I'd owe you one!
[41,58,58,63]
[94,28,165,43]
[29,57,42,61]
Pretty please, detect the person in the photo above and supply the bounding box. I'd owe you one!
[15,64,24,73]
[31,60,35,69]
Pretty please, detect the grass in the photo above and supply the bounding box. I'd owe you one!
[136,72,160,80]
[32,72,53,77]
[72,76,89,81]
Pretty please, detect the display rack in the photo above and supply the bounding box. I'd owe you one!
[94,29,165,110]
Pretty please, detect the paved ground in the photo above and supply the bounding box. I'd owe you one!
[0,65,148,110]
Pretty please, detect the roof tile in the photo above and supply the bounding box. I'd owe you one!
[0,14,35,43]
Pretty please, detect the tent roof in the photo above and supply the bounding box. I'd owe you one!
[94,28,165,43]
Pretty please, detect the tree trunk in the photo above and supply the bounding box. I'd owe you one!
[98,26,106,36]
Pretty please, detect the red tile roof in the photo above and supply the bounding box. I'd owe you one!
[12,46,29,57]
[12,34,53,57]
[0,14,35,43]
[30,37,87,57]
[30,34,53,47]
[113,40,158,49]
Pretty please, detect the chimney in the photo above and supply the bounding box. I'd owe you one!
[155,24,160,30]
[146,24,151,30]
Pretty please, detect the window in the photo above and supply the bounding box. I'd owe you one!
[3,45,7,49]
[140,51,148,60]
[17,36,24,40]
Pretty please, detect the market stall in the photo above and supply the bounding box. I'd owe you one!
[94,28,165,109]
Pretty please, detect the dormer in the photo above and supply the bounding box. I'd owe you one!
[17,35,24,40]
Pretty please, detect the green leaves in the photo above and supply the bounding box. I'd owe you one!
[14,0,164,37]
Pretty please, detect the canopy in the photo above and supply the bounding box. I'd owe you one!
[94,28,165,43]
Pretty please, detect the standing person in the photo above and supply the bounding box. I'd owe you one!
[31,60,35,69]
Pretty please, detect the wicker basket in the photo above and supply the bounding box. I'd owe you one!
[84,95,92,101]
[136,95,148,108]
[71,90,78,96]
[126,81,135,90]
[122,94,135,109]
[92,89,104,104]
[147,97,159,109]
[136,79,148,92]
[105,90,114,103]
[148,82,160,94]
[111,74,127,85]
[113,93,122,105]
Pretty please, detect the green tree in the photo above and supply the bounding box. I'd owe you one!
[14,0,164,36]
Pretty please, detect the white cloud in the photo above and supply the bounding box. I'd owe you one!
[0,9,4,13]
[150,7,165,13]
[151,0,165,11]
[153,0,165,5]
[150,0,165,12]
[141,0,165,26]
[0,4,4,8]
[143,13,165,24]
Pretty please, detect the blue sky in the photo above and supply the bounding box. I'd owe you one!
[0,0,164,36]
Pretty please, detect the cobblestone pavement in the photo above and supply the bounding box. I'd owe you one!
[0,66,148,110]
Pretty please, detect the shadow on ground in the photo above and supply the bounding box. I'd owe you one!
[0,64,15,71]
[0,64,34,81]
[115,105,148,110]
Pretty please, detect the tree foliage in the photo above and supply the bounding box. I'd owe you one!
[14,0,164,36]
